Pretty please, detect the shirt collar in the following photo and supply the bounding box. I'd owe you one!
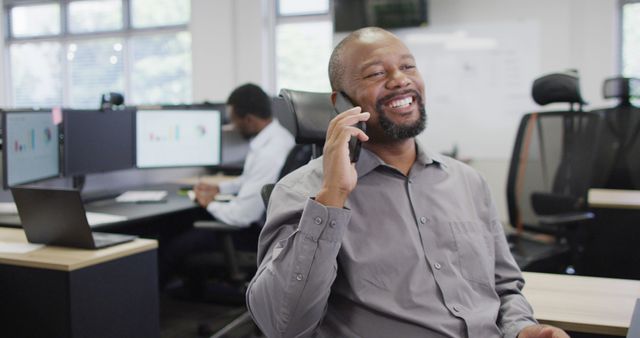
[249,119,280,150]
[355,138,447,178]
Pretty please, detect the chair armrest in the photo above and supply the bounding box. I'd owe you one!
[193,220,242,232]
[537,211,594,226]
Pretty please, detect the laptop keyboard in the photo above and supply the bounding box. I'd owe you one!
[92,232,136,248]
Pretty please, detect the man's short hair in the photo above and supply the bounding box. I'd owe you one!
[227,83,272,119]
[328,27,390,91]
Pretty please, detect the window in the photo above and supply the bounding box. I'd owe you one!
[278,0,329,16]
[10,42,63,107]
[68,38,125,108]
[274,0,333,93]
[130,32,192,104]
[130,0,190,28]
[6,0,191,108]
[68,0,123,33]
[10,4,61,38]
[622,1,640,78]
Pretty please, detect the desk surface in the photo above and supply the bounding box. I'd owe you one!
[0,183,204,229]
[588,188,640,210]
[0,177,238,229]
[523,272,640,336]
[0,228,157,271]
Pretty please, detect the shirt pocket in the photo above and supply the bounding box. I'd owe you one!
[449,221,495,286]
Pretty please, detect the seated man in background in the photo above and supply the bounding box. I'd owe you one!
[246,28,568,338]
[160,83,295,288]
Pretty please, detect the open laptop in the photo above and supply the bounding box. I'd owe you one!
[11,186,137,249]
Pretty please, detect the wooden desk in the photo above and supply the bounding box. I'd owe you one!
[523,272,640,336]
[588,188,640,210]
[0,228,159,338]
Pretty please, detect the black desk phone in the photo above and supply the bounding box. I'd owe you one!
[334,92,366,163]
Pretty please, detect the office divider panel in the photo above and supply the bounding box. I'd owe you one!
[63,108,136,176]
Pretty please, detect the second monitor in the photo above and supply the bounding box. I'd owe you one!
[136,108,222,168]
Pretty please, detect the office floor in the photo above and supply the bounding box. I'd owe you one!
[160,287,260,338]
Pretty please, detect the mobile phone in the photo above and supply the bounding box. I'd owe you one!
[334,92,366,163]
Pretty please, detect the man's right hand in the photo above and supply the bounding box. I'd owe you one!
[316,107,369,208]
[194,182,220,208]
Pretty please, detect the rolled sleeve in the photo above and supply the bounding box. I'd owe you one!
[218,177,242,195]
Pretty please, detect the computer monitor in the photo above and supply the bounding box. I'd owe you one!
[135,108,222,168]
[2,110,60,188]
[62,108,136,176]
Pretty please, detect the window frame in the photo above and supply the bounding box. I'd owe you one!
[4,0,190,107]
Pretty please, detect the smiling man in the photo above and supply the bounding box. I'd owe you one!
[247,27,568,338]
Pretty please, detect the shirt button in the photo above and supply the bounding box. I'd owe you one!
[453,305,461,312]
[434,262,442,270]
[314,217,322,225]
[420,217,427,224]
[329,220,336,228]
[295,273,304,281]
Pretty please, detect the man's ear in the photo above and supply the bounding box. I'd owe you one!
[244,113,258,124]
[330,91,339,106]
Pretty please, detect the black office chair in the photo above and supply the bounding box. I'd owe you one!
[595,77,640,189]
[506,71,604,273]
[580,77,640,279]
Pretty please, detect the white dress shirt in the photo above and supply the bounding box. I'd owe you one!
[207,119,295,227]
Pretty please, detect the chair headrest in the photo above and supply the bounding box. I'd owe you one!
[279,89,334,145]
[532,72,584,106]
[603,77,640,101]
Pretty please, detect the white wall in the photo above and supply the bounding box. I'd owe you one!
[191,0,235,102]
[429,0,618,109]
[191,0,267,102]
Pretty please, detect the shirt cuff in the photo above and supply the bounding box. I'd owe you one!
[297,198,350,243]
[218,180,236,195]
[503,319,538,338]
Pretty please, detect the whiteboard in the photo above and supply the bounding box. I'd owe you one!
[395,20,541,159]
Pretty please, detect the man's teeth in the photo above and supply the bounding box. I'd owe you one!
[389,97,412,108]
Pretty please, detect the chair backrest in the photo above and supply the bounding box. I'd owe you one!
[506,111,605,233]
[279,89,334,148]
[507,71,605,234]
[593,77,640,189]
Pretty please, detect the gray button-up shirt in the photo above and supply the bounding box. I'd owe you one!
[247,140,537,338]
